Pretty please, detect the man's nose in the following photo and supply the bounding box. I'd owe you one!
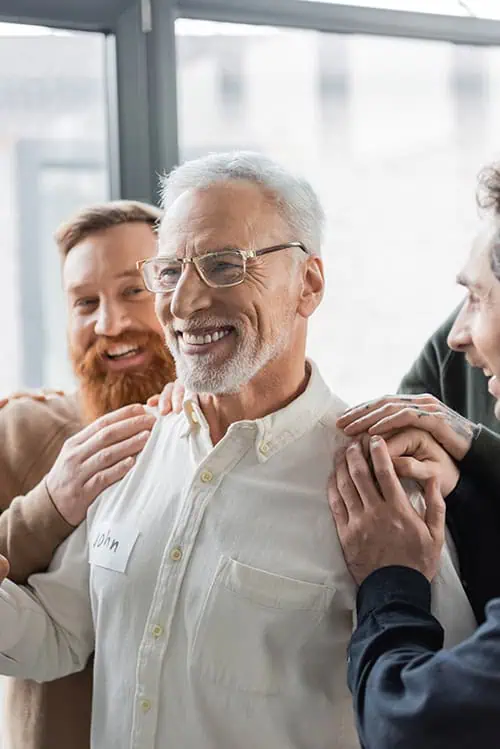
[168,263,213,321]
[447,305,472,352]
[94,301,132,337]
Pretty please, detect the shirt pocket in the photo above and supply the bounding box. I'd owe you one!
[190,555,335,695]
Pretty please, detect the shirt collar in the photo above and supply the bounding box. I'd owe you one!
[179,360,336,460]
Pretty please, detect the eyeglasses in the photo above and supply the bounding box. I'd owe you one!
[137,242,309,293]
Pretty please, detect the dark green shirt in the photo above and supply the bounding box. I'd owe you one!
[399,304,500,487]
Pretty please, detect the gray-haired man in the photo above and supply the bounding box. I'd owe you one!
[0,152,475,748]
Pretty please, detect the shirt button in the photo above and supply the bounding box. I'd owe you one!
[200,470,213,483]
[140,699,151,713]
[152,624,164,638]
[170,546,183,562]
[259,441,270,456]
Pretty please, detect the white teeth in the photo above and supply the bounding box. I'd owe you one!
[183,329,231,346]
[106,344,139,358]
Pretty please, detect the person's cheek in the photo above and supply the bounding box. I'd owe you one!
[489,318,500,376]
[467,310,486,361]
[70,317,94,358]
[477,311,500,370]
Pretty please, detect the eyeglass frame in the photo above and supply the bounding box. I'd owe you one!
[136,241,309,292]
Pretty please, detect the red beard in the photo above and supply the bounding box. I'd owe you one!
[71,331,176,424]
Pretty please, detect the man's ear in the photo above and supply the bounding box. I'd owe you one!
[297,256,324,319]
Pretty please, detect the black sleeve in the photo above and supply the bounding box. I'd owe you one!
[348,566,500,749]
[398,307,461,398]
[460,424,500,490]
[398,336,445,398]
[446,472,500,623]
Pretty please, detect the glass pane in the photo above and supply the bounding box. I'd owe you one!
[0,24,109,394]
[177,19,500,403]
[295,0,500,19]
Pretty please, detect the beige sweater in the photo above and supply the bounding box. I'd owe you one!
[0,394,92,749]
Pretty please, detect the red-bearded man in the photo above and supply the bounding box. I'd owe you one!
[0,200,175,749]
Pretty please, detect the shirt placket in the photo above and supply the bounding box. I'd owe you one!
[129,426,255,749]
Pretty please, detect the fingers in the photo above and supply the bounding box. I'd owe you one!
[9,390,64,403]
[426,484,446,543]
[82,456,137,503]
[74,404,152,444]
[0,389,65,408]
[335,454,364,517]
[339,402,438,437]
[327,474,348,528]
[424,478,446,545]
[337,394,434,427]
[158,382,175,415]
[368,410,469,463]
[383,428,424,458]
[79,411,155,463]
[367,408,441,438]
[385,430,460,498]
[368,438,407,506]
[83,429,151,478]
[172,380,185,414]
[345,442,383,507]
[147,381,184,416]
[392,456,435,484]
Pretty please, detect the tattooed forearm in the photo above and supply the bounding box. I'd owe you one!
[443,409,475,443]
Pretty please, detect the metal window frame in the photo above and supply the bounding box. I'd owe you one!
[176,0,500,45]
[3,0,500,386]
[2,0,500,204]
[16,140,106,386]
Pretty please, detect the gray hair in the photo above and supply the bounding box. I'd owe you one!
[159,151,325,256]
[477,162,500,281]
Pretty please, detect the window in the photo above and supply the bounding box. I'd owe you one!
[0,23,109,394]
[296,0,500,20]
[176,18,500,403]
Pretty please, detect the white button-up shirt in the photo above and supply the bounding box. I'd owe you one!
[0,363,476,749]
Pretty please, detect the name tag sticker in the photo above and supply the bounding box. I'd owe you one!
[89,526,140,573]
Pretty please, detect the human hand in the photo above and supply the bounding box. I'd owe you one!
[337,393,476,462]
[45,404,156,526]
[0,388,65,409]
[147,379,185,415]
[329,438,445,585]
[382,428,460,498]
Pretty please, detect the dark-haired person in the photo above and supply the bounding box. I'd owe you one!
[398,162,500,433]
[337,191,500,621]
[329,428,500,749]
[0,200,175,749]
[330,167,500,748]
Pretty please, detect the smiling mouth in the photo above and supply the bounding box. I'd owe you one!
[104,345,142,361]
[177,327,234,346]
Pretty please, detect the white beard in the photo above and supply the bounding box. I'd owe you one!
[169,310,295,395]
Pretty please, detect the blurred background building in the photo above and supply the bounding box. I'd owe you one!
[2,0,500,406]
